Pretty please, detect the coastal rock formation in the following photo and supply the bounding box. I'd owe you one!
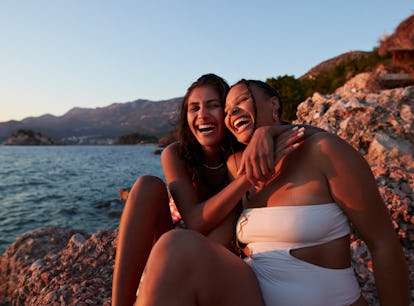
[6,129,62,145]
[0,73,413,305]
[0,227,116,305]
[295,73,414,169]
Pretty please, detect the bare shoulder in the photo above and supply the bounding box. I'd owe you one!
[161,142,180,163]
[306,131,342,144]
[305,131,371,178]
[305,132,355,155]
[161,142,190,181]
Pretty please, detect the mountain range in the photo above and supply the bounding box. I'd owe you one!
[0,98,182,144]
[2,13,413,145]
[0,49,364,144]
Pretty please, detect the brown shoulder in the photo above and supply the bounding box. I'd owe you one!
[304,132,348,152]
[305,131,366,175]
[161,141,180,161]
[161,142,190,172]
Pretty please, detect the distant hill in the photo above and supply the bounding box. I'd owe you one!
[299,50,371,80]
[0,98,182,144]
[379,13,414,54]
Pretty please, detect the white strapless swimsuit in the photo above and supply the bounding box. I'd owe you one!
[236,203,361,306]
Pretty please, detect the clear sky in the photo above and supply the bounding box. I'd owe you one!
[0,1,412,122]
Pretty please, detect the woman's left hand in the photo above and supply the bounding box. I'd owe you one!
[238,126,305,187]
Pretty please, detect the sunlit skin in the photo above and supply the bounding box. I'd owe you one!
[224,83,278,144]
[223,82,409,306]
[187,86,225,159]
[112,78,232,306]
[162,84,241,246]
[225,82,350,266]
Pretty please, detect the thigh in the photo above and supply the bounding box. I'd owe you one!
[154,229,265,306]
[198,238,264,306]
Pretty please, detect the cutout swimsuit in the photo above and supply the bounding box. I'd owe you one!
[236,203,361,306]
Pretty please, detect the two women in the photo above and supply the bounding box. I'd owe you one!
[112,74,303,305]
[136,79,409,305]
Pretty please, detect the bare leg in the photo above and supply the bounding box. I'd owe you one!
[136,229,264,306]
[112,175,174,306]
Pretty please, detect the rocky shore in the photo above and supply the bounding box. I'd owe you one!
[0,74,413,305]
[0,227,116,305]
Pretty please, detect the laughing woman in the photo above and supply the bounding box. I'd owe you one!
[223,80,408,306]
[112,74,244,305]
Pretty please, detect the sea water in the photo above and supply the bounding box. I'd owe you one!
[0,145,164,253]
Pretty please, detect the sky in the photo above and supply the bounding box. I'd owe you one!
[0,1,413,122]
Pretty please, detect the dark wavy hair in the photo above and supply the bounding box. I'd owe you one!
[177,74,244,168]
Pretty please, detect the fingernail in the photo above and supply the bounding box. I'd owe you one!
[292,126,299,131]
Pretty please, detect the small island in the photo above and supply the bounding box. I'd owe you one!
[6,129,62,145]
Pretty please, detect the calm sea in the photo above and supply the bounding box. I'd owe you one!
[0,145,164,254]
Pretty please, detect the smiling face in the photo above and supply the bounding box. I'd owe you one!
[225,82,280,144]
[186,85,225,150]
[224,83,256,144]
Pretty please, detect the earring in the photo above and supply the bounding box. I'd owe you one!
[272,108,279,122]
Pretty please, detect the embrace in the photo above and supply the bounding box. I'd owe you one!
[112,74,409,306]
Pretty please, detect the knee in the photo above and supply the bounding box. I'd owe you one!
[128,175,169,204]
[155,229,196,251]
[153,229,205,262]
[134,175,167,194]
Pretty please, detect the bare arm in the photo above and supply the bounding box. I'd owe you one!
[315,133,409,306]
[161,142,251,235]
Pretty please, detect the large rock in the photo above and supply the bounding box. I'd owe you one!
[0,227,117,305]
[295,75,414,169]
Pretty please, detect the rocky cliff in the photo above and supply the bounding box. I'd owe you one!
[0,73,413,305]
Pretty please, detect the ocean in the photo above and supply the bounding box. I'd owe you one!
[0,145,164,254]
